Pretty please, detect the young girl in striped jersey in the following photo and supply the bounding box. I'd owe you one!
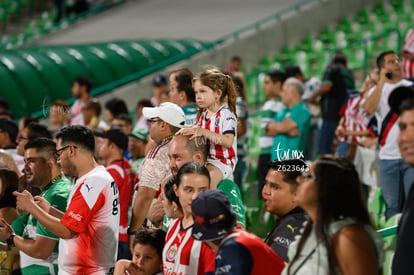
[179,69,238,188]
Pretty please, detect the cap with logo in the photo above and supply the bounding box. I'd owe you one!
[191,189,236,242]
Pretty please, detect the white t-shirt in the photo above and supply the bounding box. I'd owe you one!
[302,77,322,100]
[70,99,85,126]
[58,166,119,275]
[368,79,413,159]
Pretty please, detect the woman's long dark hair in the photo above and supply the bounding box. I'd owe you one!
[287,155,373,275]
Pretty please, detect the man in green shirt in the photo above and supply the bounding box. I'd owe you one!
[0,138,71,275]
[265,77,311,161]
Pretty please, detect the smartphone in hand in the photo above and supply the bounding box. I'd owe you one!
[385,72,392,80]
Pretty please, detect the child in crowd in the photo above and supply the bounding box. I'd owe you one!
[179,69,238,188]
[114,228,165,275]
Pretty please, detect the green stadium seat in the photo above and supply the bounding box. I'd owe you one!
[246,74,257,106]
[343,46,366,71]
[278,45,296,64]
[381,215,400,275]
[368,187,386,229]
[260,55,271,69]
[318,25,336,46]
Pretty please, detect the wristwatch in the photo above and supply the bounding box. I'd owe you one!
[6,233,16,247]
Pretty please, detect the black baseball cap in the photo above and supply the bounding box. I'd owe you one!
[191,189,236,242]
[94,127,128,151]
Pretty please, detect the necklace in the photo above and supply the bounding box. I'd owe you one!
[51,173,63,184]
[41,173,63,196]
[160,135,174,144]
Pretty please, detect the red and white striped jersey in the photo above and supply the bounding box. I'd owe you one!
[163,217,216,275]
[199,105,237,168]
[107,159,135,243]
[59,166,120,275]
[355,97,373,144]
[339,93,362,143]
[403,28,414,80]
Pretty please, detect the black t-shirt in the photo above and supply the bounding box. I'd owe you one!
[321,67,352,122]
[265,207,307,262]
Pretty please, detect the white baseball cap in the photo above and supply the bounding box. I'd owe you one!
[143,102,186,128]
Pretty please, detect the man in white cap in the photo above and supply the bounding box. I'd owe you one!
[128,102,185,249]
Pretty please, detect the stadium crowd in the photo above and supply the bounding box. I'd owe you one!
[0,38,414,275]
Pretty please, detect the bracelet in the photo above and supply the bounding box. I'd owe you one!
[6,233,16,247]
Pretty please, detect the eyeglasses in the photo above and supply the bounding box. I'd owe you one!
[24,156,45,165]
[55,145,77,157]
[17,135,28,142]
[147,118,162,126]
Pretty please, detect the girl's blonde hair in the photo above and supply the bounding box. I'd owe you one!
[193,69,237,123]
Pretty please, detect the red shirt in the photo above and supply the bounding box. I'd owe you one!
[107,159,136,242]
[59,166,119,274]
[163,217,216,275]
